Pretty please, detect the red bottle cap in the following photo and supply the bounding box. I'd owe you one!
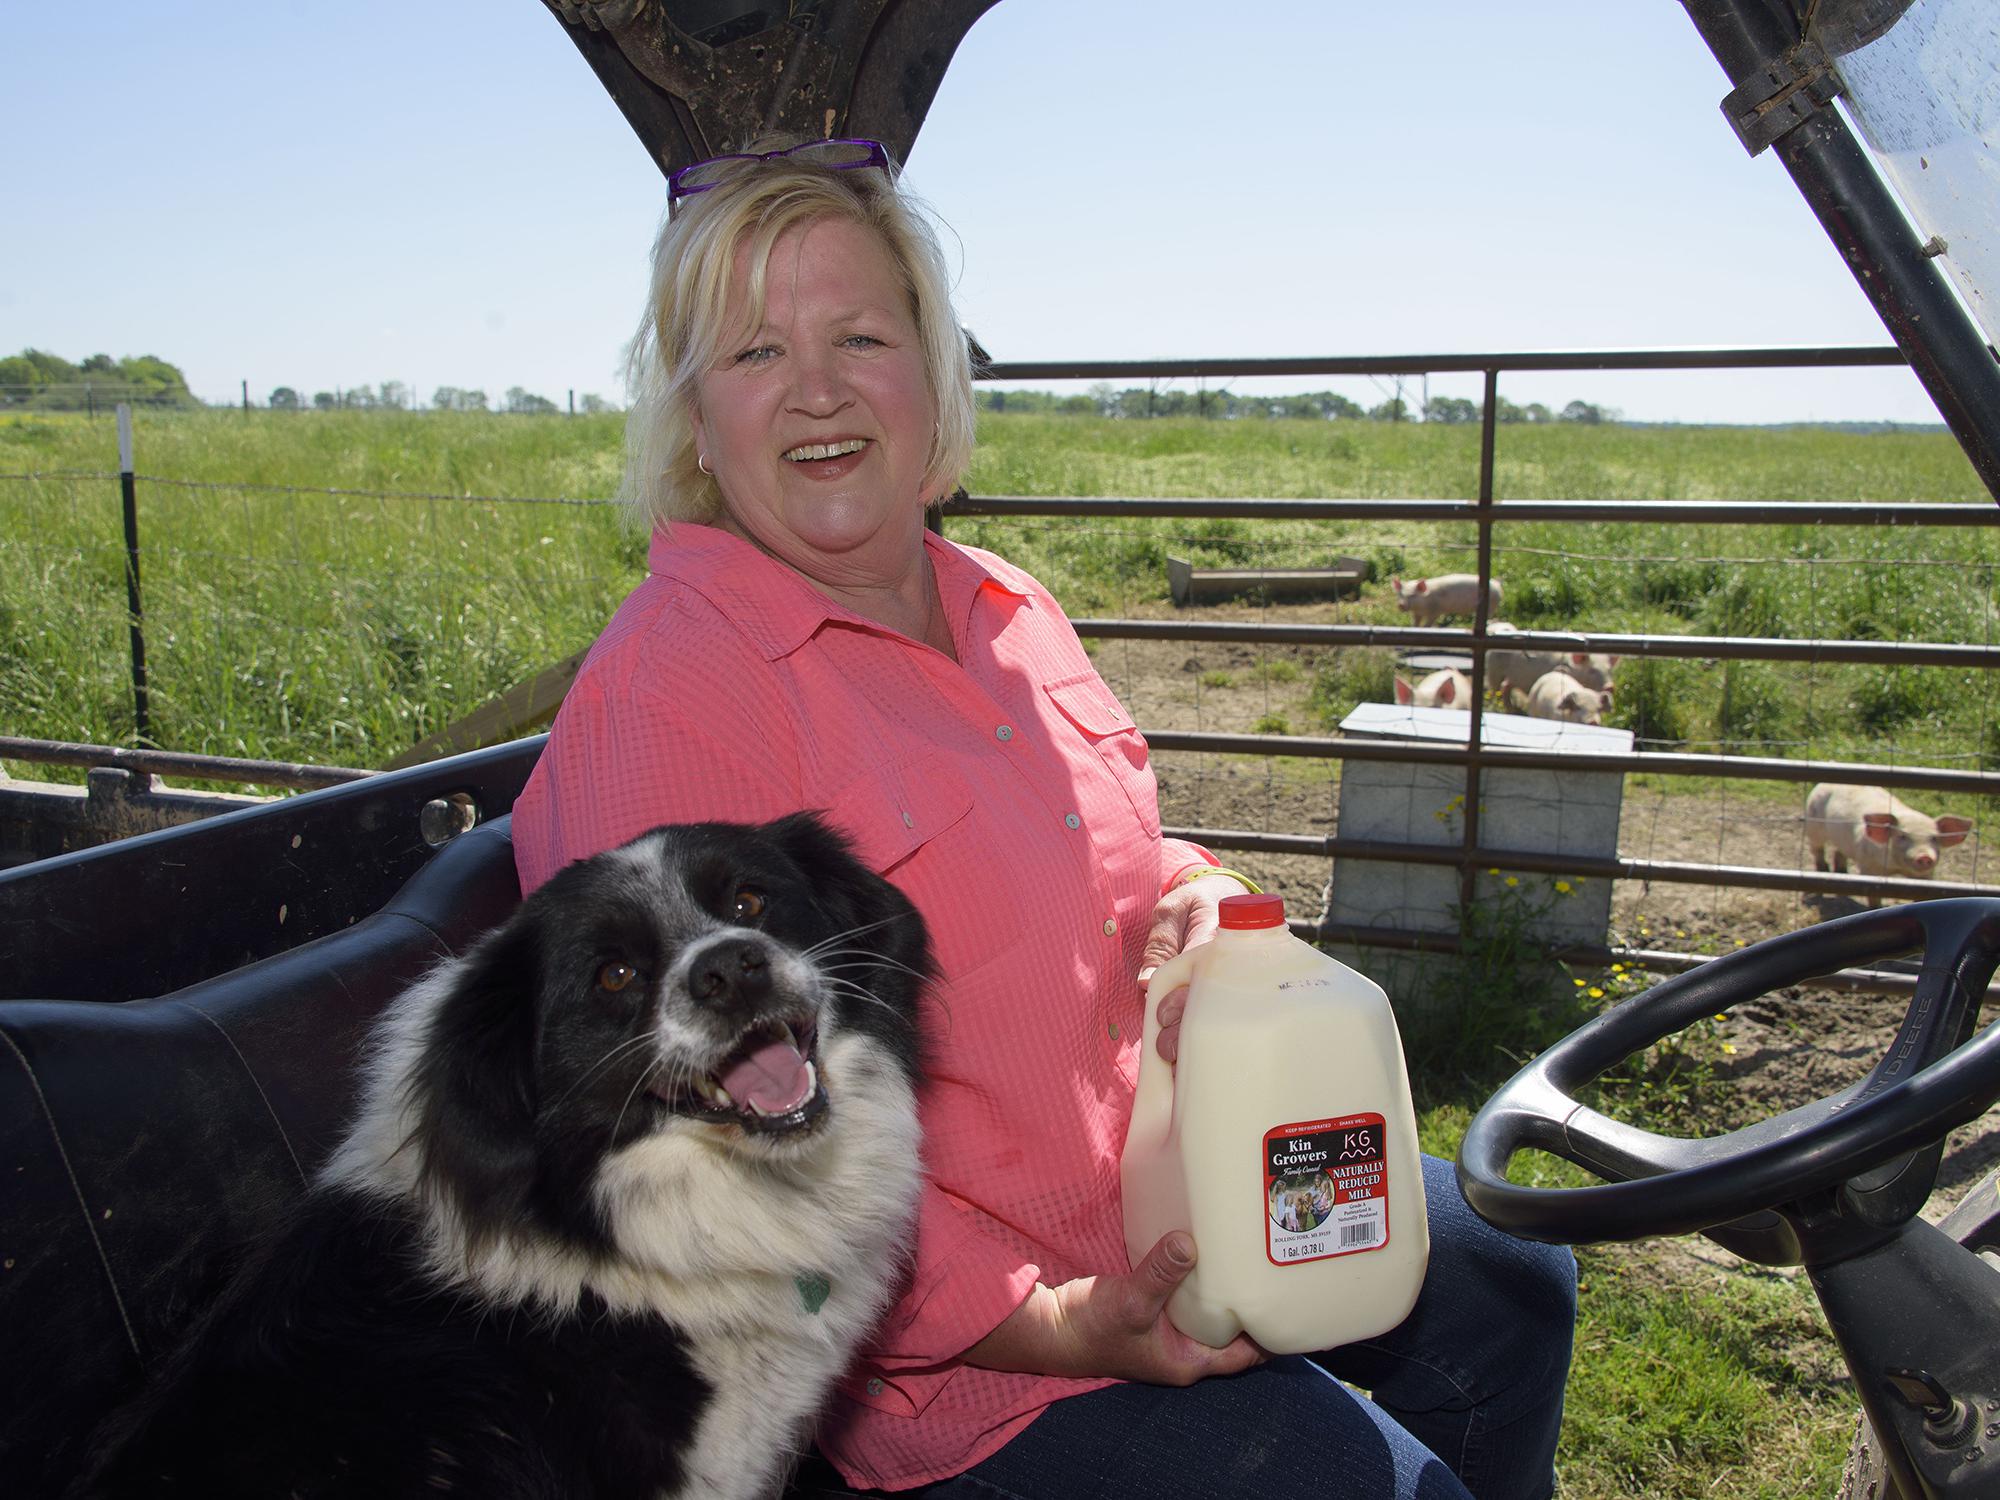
[1218,893,1286,929]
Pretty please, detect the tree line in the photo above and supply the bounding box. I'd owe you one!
[977,385,1619,424]
[0,349,198,408]
[6,347,1620,425]
[0,352,618,416]
[269,383,617,415]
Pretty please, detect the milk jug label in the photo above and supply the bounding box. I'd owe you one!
[1264,1115,1390,1265]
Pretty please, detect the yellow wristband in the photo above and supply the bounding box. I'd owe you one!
[1179,866,1263,894]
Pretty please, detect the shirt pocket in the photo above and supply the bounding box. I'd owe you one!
[1043,671,1162,842]
[832,1363,959,1420]
[822,757,1025,982]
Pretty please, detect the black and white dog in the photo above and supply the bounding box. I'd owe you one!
[73,813,931,1500]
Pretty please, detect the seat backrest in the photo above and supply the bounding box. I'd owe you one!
[0,817,520,1497]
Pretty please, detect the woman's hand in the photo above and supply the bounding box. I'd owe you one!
[1137,874,1249,1063]
[962,1233,1265,1385]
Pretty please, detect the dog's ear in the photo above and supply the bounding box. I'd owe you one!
[770,812,935,1070]
[771,812,929,962]
[408,912,544,1231]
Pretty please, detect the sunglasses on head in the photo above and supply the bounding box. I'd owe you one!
[667,138,892,207]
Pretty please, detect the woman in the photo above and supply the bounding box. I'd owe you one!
[511,138,1575,1500]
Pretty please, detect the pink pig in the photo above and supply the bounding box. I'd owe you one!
[1805,783,1974,905]
[1489,646,1618,703]
[1391,574,1501,627]
[1522,671,1608,725]
[1394,669,1472,708]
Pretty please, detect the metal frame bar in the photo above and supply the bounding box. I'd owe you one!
[0,736,372,792]
[957,497,1997,527]
[1680,0,2000,503]
[982,345,1915,379]
[1065,622,1998,673]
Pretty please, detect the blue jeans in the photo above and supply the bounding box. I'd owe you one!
[909,1156,1575,1500]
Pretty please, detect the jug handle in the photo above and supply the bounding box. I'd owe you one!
[1131,947,1202,1154]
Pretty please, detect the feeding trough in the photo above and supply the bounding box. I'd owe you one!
[1166,554,1367,606]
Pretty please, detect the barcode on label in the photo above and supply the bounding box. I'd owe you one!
[1340,1221,1378,1247]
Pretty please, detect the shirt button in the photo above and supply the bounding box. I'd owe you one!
[901,810,914,828]
[1108,1021,1121,1040]
[1064,812,1081,829]
[995,724,1014,742]
[866,1378,884,1396]
[1102,918,1117,936]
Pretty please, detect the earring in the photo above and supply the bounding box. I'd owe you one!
[697,453,712,476]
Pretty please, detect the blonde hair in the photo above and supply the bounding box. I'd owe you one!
[621,144,976,530]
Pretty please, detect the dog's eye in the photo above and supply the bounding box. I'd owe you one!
[597,961,640,993]
[731,888,767,922]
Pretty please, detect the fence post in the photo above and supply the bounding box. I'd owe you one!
[241,378,249,413]
[1456,368,1502,923]
[568,388,575,416]
[116,404,152,746]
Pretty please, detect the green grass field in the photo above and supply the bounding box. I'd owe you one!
[4,407,1993,779]
[1,409,636,766]
[4,404,1996,1496]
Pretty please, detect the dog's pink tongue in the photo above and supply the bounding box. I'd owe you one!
[720,1037,813,1114]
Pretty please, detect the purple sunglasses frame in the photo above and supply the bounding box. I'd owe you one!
[666,138,892,206]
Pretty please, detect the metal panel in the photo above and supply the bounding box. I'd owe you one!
[538,0,999,174]
[0,739,545,1002]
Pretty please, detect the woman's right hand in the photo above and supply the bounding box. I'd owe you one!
[964,1232,1265,1385]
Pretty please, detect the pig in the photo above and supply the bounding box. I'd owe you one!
[1394,669,1472,708]
[1522,670,1609,725]
[1391,573,1502,627]
[1804,783,1974,904]
[1488,637,1619,702]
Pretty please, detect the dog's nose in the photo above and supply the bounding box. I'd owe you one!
[691,938,771,1007]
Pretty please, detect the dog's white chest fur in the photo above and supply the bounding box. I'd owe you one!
[678,1314,860,1499]
[616,1036,922,1499]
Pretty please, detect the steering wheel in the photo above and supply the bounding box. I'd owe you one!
[1457,898,2000,1245]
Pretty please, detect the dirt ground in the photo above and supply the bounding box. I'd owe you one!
[1090,609,2000,1252]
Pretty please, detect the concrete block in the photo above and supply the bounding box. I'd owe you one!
[1322,703,1630,953]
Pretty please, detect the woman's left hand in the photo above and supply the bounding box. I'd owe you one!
[1136,874,1249,1063]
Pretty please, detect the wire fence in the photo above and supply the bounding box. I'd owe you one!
[0,383,626,415]
[2,368,1998,981]
[0,384,196,413]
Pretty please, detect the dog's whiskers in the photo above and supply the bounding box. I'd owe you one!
[611,1054,671,1144]
[816,976,905,1022]
[812,949,931,985]
[553,1032,660,1109]
[801,913,911,961]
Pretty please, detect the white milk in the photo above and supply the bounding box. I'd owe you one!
[1122,893,1428,1354]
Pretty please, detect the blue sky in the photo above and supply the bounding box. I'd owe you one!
[3,0,1957,423]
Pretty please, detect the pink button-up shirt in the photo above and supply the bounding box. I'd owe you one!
[511,523,1214,1488]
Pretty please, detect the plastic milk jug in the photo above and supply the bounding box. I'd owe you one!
[1121,893,1428,1354]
